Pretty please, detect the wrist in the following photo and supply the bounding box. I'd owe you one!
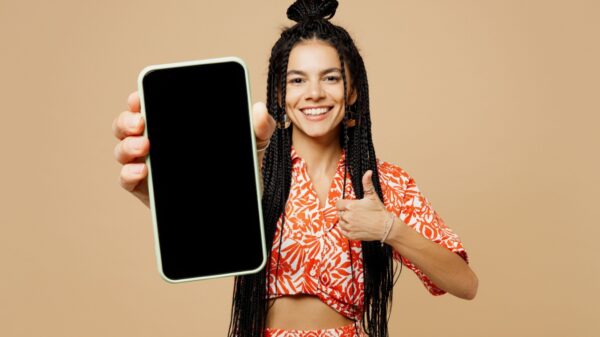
[384,214,408,246]
[380,211,395,247]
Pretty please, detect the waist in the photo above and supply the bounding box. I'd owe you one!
[264,321,362,337]
[266,294,355,330]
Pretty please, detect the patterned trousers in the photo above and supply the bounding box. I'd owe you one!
[264,321,367,337]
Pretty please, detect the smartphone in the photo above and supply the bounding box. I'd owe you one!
[137,57,267,283]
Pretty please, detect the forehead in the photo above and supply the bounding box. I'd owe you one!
[287,39,341,72]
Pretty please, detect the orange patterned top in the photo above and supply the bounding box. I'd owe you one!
[266,145,469,321]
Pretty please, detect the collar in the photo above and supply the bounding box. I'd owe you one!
[290,144,300,162]
[290,144,346,167]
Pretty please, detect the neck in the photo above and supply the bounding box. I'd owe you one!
[291,126,342,174]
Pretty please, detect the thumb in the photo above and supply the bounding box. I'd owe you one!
[362,170,377,200]
[253,102,276,142]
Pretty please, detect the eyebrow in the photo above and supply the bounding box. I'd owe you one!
[286,67,342,76]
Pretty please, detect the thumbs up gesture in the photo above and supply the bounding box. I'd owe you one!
[335,170,403,242]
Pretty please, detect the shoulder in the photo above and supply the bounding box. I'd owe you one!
[375,157,412,191]
[374,157,414,208]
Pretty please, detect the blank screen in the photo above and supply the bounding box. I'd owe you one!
[140,60,265,282]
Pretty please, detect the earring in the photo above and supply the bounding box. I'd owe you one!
[344,105,358,128]
[276,110,291,129]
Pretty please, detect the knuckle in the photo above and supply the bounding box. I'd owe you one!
[119,170,133,191]
[120,165,140,191]
[117,111,129,135]
[115,111,144,139]
[115,137,145,164]
[125,137,141,155]
[113,142,124,162]
[117,142,134,164]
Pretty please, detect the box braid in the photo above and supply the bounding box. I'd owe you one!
[227,1,401,336]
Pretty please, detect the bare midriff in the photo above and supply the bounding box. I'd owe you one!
[265,294,355,330]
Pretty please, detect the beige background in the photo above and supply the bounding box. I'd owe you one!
[1,0,598,336]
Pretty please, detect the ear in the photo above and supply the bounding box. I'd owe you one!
[348,86,358,105]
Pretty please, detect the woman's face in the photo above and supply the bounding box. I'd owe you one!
[284,38,356,142]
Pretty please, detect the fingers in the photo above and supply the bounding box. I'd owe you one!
[335,199,352,211]
[114,90,151,207]
[114,136,149,164]
[362,170,377,197]
[119,162,147,192]
[112,110,145,140]
[113,91,143,140]
[338,210,344,223]
[338,221,356,241]
[337,210,352,237]
[253,101,276,142]
[339,225,349,238]
[127,91,140,112]
[363,186,375,195]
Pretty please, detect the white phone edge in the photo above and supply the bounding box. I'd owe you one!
[136,56,268,284]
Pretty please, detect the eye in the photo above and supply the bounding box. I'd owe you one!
[288,78,304,84]
[325,76,341,82]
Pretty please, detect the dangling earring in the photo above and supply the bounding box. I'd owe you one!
[276,107,291,129]
[344,104,358,128]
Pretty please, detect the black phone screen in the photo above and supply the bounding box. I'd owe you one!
[139,59,266,282]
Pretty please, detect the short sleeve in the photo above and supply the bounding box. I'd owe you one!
[391,168,469,296]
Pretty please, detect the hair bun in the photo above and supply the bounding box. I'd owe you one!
[286,0,339,23]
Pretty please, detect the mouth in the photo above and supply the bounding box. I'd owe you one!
[300,106,333,116]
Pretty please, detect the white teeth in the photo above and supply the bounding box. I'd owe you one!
[302,107,330,115]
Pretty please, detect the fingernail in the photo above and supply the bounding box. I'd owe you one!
[128,115,139,129]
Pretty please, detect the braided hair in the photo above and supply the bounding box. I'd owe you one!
[228,1,401,336]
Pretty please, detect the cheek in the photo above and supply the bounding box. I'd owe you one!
[326,86,346,102]
[285,90,303,107]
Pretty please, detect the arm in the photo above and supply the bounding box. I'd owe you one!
[385,215,478,300]
[336,165,477,299]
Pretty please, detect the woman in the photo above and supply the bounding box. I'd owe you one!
[112,1,478,336]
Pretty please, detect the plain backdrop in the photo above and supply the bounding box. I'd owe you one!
[1,0,598,336]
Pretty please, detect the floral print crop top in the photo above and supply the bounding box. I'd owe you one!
[266,145,469,321]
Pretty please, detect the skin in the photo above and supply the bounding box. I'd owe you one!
[111,95,275,208]
[112,91,151,207]
[336,172,479,300]
[112,38,478,331]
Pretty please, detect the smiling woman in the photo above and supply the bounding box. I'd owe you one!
[226,1,477,337]
[110,0,477,335]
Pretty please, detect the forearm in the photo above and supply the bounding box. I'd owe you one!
[385,215,478,299]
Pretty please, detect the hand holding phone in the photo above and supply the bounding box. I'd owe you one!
[112,96,276,207]
[112,57,273,283]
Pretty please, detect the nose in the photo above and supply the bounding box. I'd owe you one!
[306,80,325,100]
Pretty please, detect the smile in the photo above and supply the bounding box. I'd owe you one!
[300,106,333,116]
